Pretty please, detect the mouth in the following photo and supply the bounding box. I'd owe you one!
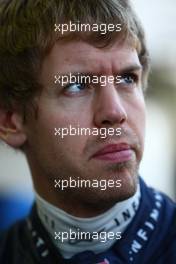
[91,143,134,163]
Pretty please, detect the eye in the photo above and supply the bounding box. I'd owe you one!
[64,82,86,94]
[120,73,138,85]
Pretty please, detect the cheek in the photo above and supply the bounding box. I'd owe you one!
[127,94,146,143]
[37,108,90,158]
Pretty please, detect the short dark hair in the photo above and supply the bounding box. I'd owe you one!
[0,0,149,114]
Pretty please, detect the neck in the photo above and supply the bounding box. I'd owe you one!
[35,184,141,259]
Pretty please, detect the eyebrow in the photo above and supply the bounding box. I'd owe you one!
[52,64,143,92]
[56,64,142,78]
[118,64,142,74]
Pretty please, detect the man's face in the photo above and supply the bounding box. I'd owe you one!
[25,40,146,215]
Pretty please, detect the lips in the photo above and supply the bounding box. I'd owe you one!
[91,143,133,163]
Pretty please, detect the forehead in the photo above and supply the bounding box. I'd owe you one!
[40,40,141,84]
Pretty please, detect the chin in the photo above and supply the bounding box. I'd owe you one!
[105,177,137,203]
[83,169,138,213]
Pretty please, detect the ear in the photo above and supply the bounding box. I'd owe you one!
[0,108,27,148]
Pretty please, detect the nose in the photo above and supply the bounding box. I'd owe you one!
[93,85,127,127]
